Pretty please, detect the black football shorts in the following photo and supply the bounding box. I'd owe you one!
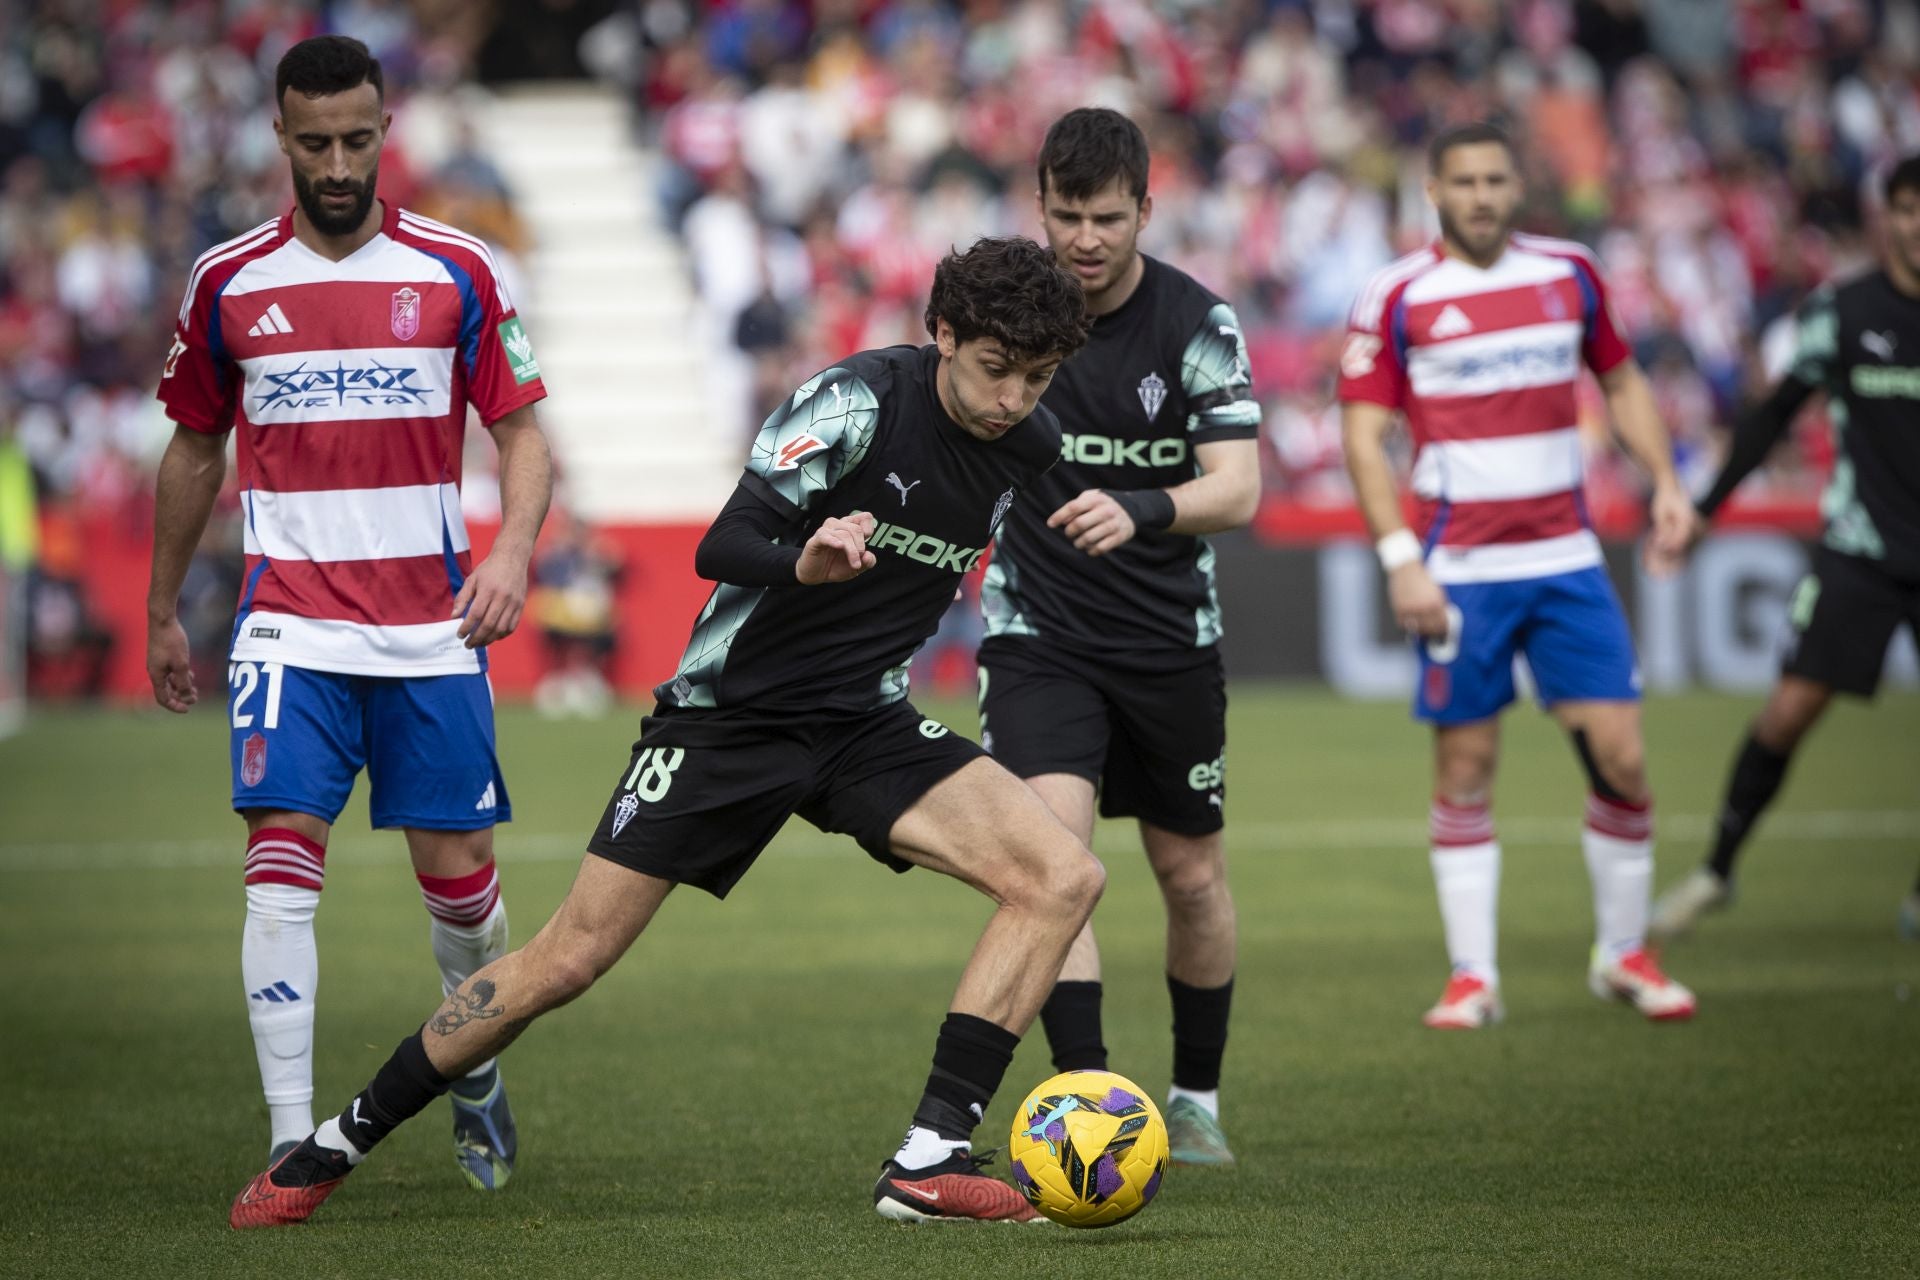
[1781,546,1920,697]
[585,700,985,897]
[977,635,1226,836]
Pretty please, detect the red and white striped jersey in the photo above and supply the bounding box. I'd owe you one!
[157,204,546,676]
[1337,233,1631,583]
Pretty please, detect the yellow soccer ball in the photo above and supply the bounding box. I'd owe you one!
[1007,1069,1169,1227]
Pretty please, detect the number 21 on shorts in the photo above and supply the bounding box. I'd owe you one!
[230,661,285,729]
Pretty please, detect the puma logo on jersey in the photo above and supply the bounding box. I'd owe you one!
[1862,329,1897,362]
[885,472,921,505]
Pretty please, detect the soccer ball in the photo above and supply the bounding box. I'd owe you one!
[1006,1069,1169,1228]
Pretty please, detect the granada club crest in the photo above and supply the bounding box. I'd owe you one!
[391,286,421,341]
[242,732,269,787]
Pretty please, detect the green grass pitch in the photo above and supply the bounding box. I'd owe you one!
[2,686,1915,1278]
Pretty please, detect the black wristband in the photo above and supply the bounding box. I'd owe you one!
[1106,488,1175,532]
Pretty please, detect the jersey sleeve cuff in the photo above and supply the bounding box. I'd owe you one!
[737,468,805,521]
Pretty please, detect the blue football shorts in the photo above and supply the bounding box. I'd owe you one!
[227,662,509,830]
[1414,566,1641,724]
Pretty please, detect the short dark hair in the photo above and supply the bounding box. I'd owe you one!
[1037,107,1150,204]
[1884,154,1920,204]
[275,35,383,113]
[924,236,1090,363]
[1428,121,1517,173]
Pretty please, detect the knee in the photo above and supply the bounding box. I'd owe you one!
[1025,841,1105,920]
[1436,753,1495,804]
[1584,736,1648,803]
[1152,845,1227,910]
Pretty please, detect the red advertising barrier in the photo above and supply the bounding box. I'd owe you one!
[40,493,1825,704]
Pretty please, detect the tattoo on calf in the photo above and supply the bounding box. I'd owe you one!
[428,978,505,1037]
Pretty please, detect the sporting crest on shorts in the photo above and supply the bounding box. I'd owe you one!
[1137,372,1167,422]
[241,732,268,787]
[390,286,421,341]
[611,791,639,839]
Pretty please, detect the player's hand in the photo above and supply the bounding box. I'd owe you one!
[1388,562,1451,638]
[453,543,532,649]
[1048,489,1136,556]
[1643,483,1695,578]
[147,616,198,713]
[796,511,877,585]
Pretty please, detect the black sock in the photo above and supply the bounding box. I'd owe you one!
[910,1013,1019,1143]
[1039,980,1108,1073]
[335,1030,451,1154]
[1168,975,1233,1092]
[1706,732,1793,881]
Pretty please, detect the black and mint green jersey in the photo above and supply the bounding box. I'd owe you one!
[1789,272,1920,579]
[983,255,1261,659]
[659,344,1061,715]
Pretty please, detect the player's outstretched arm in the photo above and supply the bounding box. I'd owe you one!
[1597,360,1693,575]
[456,406,554,649]
[794,511,877,585]
[146,423,227,712]
[1341,399,1448,637]
[1690,373,1819,545]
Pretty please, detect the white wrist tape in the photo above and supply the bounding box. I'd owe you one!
[1376,529,1422,572]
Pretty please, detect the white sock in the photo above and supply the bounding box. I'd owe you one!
[1430,797,1500,985]
[1584,794,1654,965]
[418,864,508,1081]
[242,880,320,1149]
[1168,1086,1219,1120]
[312,1116,366,1164]
[894,1124,969,1170]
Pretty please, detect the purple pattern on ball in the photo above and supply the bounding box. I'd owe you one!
[1093,1154,1125,1201]
[1099,1087,1140,1115]
[1010,1158,1033,1189]
[1044,1119,1067,1144]
[1141,1165,1163,1205]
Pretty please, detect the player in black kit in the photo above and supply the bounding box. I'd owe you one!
[227,238,1103,1228]
[1652,155,1920,941]
[978,109,1262,1165]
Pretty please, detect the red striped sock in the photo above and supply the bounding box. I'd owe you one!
[244,827,326,892]
[417,860,501,927]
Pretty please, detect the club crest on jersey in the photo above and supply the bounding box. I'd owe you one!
[774,434,829,471]
[390,286,421,341]
[1137,371,1167,422]
[989,487,1014,535]
[241,731,268,787]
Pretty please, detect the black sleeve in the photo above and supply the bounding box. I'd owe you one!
[1695,374,1820,518]
[693,484,804,587]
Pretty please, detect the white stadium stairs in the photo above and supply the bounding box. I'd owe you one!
[480,84,736,523]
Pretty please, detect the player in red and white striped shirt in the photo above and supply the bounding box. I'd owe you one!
[1339,123,1696,1029]
[146,36,551,1192]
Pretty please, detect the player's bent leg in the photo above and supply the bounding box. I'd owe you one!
[888,758,1106,1030]
[241,809,332,1162]
[1552,701,1694,1020]
[406,825,517,1191]
[1023,773,1108,1072]
[874,759,1103,1224]
[1425,721,1504,1028]
[230,855,673,1228]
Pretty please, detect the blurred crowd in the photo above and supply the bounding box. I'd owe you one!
[4,0,1916,701]
[635,0,1918,511]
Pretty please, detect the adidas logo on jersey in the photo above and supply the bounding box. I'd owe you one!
[475,782,496,811]
[1429,304,1474,340]
[247,303,295,337]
